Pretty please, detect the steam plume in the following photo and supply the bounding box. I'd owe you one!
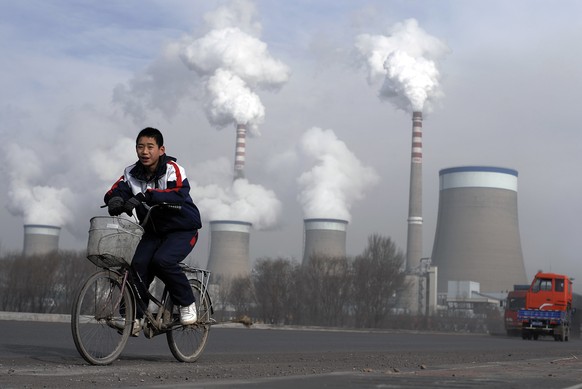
[297,127,379,221]
[179,0,290,134]
[5,144,74,227]
[189,157,281,230]
[2,106,136,238]
[355,18,449,112]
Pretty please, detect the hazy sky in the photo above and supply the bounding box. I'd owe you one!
[1,1,581,292]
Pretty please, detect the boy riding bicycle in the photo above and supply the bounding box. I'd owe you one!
[104,127,202,333]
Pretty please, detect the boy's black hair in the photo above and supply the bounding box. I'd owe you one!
[137,127,164,147]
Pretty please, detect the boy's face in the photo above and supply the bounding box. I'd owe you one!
[136,136,165,172]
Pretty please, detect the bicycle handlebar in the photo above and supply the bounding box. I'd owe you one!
[140,202,181,227]
[100,201,182,227]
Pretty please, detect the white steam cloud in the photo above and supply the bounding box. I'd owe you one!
[180,0,290,134]
[113,42,197,124]
[355,18,449,112]
[5,144,74,226]
[297,127,379,221]
[203,69,265,129]
[2,105,136,236]
[189,157,281,230]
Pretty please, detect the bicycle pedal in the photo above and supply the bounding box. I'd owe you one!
[143,324,156,339]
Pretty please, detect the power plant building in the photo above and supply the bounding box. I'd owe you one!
[430,166,528,293]
[23,224,61,256]
[302,218,348,265]
[207,220,252,280]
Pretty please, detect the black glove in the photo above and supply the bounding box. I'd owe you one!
[123,192,147,216]
[107,196,125,216]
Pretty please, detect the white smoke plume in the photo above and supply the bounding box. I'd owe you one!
[4,143,74,226]
[2,105,136,238]
[189,157,281,230]
[180,0,290,134]
[113,42,197,124]
[355,18,449,112]
[297,127,379,221]
[204,69,265,129]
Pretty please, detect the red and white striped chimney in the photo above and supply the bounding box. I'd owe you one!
[406,111,423,272]
[234,123,246,180]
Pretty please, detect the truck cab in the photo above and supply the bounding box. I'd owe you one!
[526,272,572,311]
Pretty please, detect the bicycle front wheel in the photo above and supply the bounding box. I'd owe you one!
[71,270,134,365]
[167,279,211,362]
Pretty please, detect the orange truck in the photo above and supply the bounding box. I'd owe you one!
[517,271,573,341]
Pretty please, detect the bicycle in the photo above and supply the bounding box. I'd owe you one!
[71,203,214,365]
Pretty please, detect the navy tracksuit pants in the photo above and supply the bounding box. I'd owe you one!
[131,229,198,317]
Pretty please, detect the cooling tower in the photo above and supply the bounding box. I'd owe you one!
[233,123,246,180]
[23,224,61,256]
[406,111,424,272]
[207,220,252,280]
[302,218,348,265]
[430,166,528,293]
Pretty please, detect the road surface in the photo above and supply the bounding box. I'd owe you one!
[0,314,581,388]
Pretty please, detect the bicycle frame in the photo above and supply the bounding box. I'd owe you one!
[111,263,214,338]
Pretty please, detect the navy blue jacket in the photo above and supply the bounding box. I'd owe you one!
[104,154,202,234]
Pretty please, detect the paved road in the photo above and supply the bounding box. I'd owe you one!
[1,315,581,388]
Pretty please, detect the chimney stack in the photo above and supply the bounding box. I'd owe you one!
[234,123,247,180]
[406,111,423,271]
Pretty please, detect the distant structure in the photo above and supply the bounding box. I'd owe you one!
[23,224,61,256]
[302,218,348,265]
[207,220,252,280]
[430,166,528,293]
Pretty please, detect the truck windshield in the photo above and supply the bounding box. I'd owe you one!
[508,297,525,310]
[531,278,552,292]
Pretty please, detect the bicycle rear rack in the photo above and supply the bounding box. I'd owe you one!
[179,264,215,322]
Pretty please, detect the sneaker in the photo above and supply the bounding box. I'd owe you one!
[180,302,197,325]
[131,319,142,337]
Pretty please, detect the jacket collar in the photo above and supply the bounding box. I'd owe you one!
[130,154,177,182]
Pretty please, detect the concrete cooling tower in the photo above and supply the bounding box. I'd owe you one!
[430,166,528,293]
[207,220,252,280]
[302,218,348,265]
[23,224,61,256]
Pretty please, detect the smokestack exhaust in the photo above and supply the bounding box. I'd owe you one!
[234,123,246,180]
[23,224,61,256]
[406,111,423,272]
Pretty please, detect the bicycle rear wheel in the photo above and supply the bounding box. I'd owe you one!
[71,270,134,365]
[166,279,211,362]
